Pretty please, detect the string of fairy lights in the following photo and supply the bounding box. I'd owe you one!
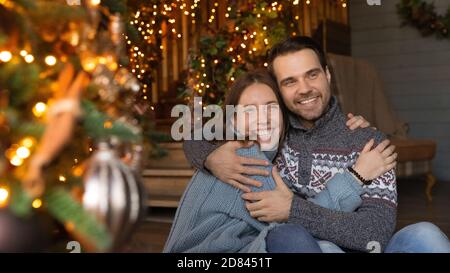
[0,0,348,164]
[0,0,104,209]
[0,0,349,122]
[125,0,347,105]
[125,0,202,101]
[0,0,348,207]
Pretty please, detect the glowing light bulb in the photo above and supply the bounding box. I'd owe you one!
[0,51,12,62]
[45,55,57,66]
[24,54,34,63]
[32,198,42,209]
[20,137,35,148]
[90,0,101,6]
[0,187,9,207]
[32,102,47,118]
[10,156,24,167]
[16,147,30,159]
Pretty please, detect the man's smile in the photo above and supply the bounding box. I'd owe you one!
[296,95,321,106]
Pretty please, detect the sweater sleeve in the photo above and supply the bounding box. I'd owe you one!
[288,195,396,252]
[287,126,398,252]
[183,139,223,173]
[288,130,398,252]
[307,170,363,212]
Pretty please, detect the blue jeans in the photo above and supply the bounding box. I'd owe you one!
[319,222,450,253]
[266,224,322,253]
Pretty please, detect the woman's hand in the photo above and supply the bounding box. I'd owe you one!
[353,139,397,181]
[205,141,270,193]
[346,113,372,130]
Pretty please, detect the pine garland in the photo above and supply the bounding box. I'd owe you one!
[397,0,450,39]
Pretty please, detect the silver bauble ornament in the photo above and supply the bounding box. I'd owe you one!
[82,142,145,251]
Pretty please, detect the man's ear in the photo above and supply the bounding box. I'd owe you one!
[325,66,332,84]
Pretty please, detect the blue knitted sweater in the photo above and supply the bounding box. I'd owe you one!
[163,144,363,253]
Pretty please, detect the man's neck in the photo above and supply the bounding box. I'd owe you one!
[299,104,331,129]
[288,96,338,131]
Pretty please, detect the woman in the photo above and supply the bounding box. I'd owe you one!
[164,70,397,253]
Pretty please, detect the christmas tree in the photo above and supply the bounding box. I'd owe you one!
[0,0,159,252]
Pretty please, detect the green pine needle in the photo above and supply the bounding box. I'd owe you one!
[45,188,113,252]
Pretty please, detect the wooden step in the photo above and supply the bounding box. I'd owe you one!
[142,167,194,208]
[146,142,192,169]
[143,142,195,208]
[147,195,182,208]
[143,169,195,177]
[157,142,183,149]
[142,174,192,197]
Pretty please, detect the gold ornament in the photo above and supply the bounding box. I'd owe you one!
[24,64,89,198]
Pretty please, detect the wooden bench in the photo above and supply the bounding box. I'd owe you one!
[391,138,437,202]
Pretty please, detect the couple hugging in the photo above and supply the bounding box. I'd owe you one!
[164,36,450,253]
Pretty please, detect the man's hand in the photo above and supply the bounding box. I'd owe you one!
[346,113,373,130]
[205,141,270,192]
[242,167,293,222]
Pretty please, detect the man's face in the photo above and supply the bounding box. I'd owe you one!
[272,49,332,127]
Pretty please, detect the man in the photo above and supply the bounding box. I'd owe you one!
[183,36,450,253]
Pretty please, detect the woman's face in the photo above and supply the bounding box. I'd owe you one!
[234,83,283,151]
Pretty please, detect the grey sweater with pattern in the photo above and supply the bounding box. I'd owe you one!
[164,145,364,253]
[183,96,397,252]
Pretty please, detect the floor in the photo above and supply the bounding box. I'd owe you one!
[123,177,450,253]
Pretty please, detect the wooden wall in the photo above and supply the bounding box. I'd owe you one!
[349,0,450,181]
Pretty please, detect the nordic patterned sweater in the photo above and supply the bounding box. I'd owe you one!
[163,144,364,253]
[183,96,398,252]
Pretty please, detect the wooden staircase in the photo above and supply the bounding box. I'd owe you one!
[142,142,194,208]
